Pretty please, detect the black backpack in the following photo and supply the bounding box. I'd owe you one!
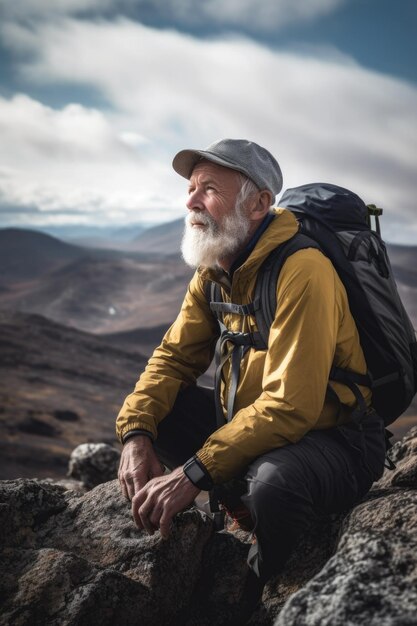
[208,183,417,427]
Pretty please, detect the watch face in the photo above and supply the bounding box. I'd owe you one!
[184,458,212,491]
[186,462,204,484]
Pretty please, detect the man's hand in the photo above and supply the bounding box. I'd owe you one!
[118,435,164,500]
[132,466,200,540]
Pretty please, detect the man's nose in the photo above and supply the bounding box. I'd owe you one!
[186,189,203,211]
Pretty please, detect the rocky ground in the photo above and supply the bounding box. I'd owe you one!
[1,428,416,625]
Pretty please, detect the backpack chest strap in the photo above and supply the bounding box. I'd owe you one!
[219,328,265,349]
[210,298,261,317]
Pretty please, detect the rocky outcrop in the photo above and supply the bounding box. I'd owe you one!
[0,479,337,626]
[0,480,214,626]
[273,426,417,626]
[1,428,416,626]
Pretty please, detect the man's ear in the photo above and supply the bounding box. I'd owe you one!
[248,190,272,221]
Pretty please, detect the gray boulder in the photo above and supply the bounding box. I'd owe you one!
[67,442,121,488]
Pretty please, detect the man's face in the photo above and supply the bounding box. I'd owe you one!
[186,161,241,228]
[181,161,253,269]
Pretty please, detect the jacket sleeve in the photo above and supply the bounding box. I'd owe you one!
[116,271,219,442]
[196,249,344,483]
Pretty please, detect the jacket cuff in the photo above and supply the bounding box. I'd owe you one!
[195,449,218,482]
[122,429,155,445]
[118,420,158,443]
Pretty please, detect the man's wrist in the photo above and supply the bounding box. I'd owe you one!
[122,429,154,445]
[183,455,213,491]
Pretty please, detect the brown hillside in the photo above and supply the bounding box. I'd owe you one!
[0,310,147,480]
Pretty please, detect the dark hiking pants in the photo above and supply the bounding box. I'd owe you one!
[153,386,387,582]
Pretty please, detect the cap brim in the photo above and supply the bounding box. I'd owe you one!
[172,149,246,180]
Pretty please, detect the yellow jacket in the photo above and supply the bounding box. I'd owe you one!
[116,209,371,483]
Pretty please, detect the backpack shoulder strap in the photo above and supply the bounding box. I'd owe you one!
[254,233,321,347]
[204,280,225,325]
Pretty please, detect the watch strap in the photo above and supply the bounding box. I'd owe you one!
[183,456,213,491]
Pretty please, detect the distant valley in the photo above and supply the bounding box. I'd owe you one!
[0,224,192,335]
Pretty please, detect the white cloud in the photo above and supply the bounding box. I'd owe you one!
[0,17,416,242]
[0,94,131,161]
[0,94,178,226]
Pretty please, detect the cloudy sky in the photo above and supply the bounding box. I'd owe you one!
[0,0,416,242]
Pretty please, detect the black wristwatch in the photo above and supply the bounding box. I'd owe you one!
[183,456,213,491]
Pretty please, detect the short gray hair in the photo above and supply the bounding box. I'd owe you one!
[235,173,273,212]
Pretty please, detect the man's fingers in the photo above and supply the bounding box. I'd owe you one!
[121,471,148,500]
[119,476,130,500]
[132,489,148,529]
[129,478,144,501]
[132,505,142,530]
[132,487,165,535]
[136,503,157,534]
[121,476,137,501]
[129,467,196,539]
[148,503,165,532]
[118,459,129,499]
[139,505,161,535]
[159,508,173,540]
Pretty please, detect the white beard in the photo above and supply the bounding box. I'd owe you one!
[181,205,251,269]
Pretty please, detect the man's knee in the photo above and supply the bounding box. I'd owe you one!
[243,459,314,530]
[243,470,315,582]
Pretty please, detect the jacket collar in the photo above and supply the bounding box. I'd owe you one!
[228,211,275,277]
[198,208,299,284]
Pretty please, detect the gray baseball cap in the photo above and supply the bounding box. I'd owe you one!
[172,138,283,198]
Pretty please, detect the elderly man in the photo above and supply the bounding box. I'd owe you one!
[116,139,386,608]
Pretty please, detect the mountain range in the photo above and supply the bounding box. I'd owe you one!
[0,225,192,335]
